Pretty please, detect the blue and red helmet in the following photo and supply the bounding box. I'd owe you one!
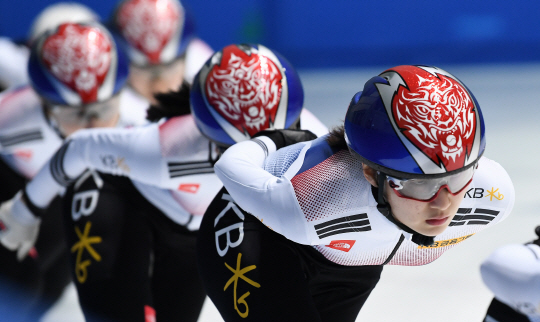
[110,0,195,66]
[28,22,128,106]
[190,44,304,147]
[345,65,485,179]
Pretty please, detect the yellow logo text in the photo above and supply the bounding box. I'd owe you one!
[485,187,504,201]
[117,157,130,173]
[418,234,474,249]
[71,221,102,283]
[224,253,261,318]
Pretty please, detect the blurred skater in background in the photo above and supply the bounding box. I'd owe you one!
[481,226,540,322]
[0,19,148,320]
[0,42,327,321]
[109,0,213,105]
[0,2,99,92]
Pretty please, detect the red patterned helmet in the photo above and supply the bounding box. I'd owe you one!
[28,22,129,106]
[190,44,304,147]
[344,65,485,179]
[111,0,195,66]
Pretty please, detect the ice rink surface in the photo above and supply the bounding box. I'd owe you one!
[42,63,540,322]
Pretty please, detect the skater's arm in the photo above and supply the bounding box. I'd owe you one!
[215,134,316,245]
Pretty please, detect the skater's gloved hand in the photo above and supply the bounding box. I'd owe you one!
[0,191,41,261]
[253,129,317,150]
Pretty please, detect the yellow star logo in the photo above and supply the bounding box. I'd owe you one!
[224,253,261,318]
[71,221,102,283]
[485,187,504,201]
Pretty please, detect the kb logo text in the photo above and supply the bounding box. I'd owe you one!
[465,187,504,201]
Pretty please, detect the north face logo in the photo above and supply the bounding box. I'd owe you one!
[178,183,200,193]
[144,305,156,322]
[14,150,33,161]
[326,240,356,252]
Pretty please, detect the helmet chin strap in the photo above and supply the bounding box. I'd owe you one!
[376,174,435,247]
[42,105,66,139]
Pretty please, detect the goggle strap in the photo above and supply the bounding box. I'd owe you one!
[375,175,414,234]
[377,173,386,208]
[375,173,436,247]
[373,174,391,219]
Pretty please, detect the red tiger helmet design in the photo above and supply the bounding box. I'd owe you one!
[205,44,283,137]
[390,65,477,172]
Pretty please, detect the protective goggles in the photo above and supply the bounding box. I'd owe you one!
[47,95,120,126]
[129,58,185,103]
[385,165,476,202]
[130,56,185,80]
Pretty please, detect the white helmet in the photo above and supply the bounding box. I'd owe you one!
[28,2,99,43]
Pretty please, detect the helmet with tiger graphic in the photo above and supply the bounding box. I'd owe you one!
[110,0,195,67]
[345,65,485,180]
[190,44,304,147]
[28,21,128,106]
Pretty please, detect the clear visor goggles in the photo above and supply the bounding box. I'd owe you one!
[386,165,476,202]
[129,57,185,83]
[129,58,185,103]
[47,95,120,126]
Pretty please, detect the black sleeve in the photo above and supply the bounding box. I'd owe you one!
[484,298,530,322]
[0,157,26,203]
[253,129,317,150]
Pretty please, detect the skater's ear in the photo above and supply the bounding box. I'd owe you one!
[362,164,378,187]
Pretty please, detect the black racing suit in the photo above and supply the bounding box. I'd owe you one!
[197,187,383,322]
[62,172,206,322]
[0,158,71,320]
